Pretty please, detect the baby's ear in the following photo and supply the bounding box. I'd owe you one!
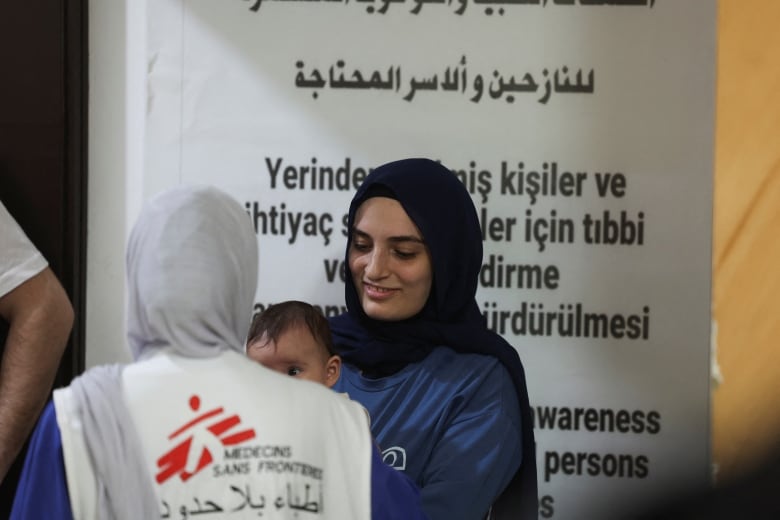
[325,355,342,388]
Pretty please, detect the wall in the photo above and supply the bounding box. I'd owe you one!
[86,0,144,367]
[712,0,780,482]
[87,0,778,484]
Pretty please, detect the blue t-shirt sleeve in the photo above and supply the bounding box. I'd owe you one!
[420,365,523,520]
[371,444,428,520]
[10,401,73,519]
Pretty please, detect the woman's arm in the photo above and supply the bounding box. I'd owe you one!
[419,367,523,520]
[372,444,429,520]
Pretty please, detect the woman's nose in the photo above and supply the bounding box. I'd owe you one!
[364,249,388,279]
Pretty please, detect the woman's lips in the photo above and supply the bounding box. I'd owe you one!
[362,282,397,300]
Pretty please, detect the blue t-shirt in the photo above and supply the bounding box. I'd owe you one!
[334,346,523,520]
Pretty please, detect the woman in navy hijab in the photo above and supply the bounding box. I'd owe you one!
[330,158,537,520]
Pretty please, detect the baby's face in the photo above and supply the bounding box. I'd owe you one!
[247,326,340,388]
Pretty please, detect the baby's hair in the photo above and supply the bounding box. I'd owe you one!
[247,300,336,356]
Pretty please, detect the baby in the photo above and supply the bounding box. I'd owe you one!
[246,300,341,388]
[248,301,378,446]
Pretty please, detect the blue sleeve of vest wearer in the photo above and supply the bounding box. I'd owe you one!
[10,401,73,519]
[371,444,429,520]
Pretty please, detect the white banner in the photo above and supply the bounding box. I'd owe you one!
[144,1,715,517]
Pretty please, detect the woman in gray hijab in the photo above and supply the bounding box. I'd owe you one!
[11,185,427,520]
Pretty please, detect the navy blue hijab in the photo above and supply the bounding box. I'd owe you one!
[329,157,537,519]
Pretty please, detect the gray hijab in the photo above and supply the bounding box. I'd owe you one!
[68,185,258,518]
[126,184,258,359]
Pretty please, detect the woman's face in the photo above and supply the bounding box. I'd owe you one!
[349,197,433,321]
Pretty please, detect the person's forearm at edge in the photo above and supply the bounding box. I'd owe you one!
[0,268,73,483]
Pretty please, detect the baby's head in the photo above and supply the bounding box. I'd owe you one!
[246,300,341,388]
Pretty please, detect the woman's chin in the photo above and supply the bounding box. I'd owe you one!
[362,300,398,321]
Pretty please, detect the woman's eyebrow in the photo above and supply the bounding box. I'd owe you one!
[352,228,370,240]
[352,227,424,244]
[388,235,425,245]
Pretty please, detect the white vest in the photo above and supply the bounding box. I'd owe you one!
[54,349,373,519]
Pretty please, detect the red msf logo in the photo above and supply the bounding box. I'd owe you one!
[156,394,256,484]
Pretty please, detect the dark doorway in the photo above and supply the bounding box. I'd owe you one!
[0,2,87,515]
